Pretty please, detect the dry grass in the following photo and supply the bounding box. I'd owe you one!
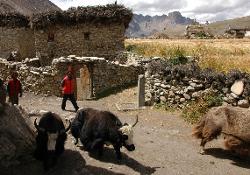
[125,39,250,73]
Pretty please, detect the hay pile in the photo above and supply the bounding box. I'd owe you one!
[31,4,133,29]
[0,13,29,28]
[0,4,133,29]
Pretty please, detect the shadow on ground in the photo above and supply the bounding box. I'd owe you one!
[1,149,130,175]
[205,148,250,169]
[87,147,157,175]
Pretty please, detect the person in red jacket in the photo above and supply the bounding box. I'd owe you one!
[61,71,79,112]
[7,72,22,105]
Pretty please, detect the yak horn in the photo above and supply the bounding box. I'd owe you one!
[132,115,138,127]
[64,120,71,132]
[34,118,45,132]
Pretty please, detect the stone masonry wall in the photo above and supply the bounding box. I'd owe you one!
[0,27,35,60]
[34,23,126,66]
[145,59,250,108]
[0,56,142,98]
[92,61,143,96]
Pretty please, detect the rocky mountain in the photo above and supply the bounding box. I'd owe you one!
[126,11,195,38]
[0,0,61,15]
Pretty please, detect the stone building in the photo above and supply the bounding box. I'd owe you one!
[224,27,250,38]
[185,24,213,39]
[0,13,35,61]
[0,4,133,65]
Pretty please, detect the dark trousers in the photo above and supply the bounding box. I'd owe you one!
[9,95,19,105]
[61,94,79,110]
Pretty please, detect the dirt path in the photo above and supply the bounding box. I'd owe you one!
[2,87,250,175]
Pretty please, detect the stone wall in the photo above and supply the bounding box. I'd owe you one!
[34,23,126,66]
[0,27,35,60]
[92,61,143,96]
[145,59,250,108]
[0,56,143,98]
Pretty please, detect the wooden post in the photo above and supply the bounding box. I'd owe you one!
[138,74,145,107]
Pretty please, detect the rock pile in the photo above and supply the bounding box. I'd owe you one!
[145,59,250,108]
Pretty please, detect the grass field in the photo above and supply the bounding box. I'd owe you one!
[125,39,250,73]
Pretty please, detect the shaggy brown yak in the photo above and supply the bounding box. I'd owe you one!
[192,106,250,157]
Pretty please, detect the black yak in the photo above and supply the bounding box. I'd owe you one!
[193,106,250,157]
[71,108,138,159]
[34,112,71,170]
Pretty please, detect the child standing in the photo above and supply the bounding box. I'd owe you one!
[7,72,22,105]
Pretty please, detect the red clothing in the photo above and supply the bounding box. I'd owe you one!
[62,76,75,94]
[7,79,21,97]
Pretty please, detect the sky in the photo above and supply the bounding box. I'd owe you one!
[50,0,250,23]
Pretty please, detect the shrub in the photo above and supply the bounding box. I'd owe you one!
[125,44,137,52]
[182,91,223,124]
[195,31,207,38]
[168,46,188,65]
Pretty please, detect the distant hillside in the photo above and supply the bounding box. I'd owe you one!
[208,16,250,36]
[126,11,195,38]
[0,0,61,15]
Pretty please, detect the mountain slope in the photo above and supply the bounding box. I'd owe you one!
[126,11,195,38]
[0,0,61,15]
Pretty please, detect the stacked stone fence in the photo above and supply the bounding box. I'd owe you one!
[145,59,250,108]
[0,56,143,98]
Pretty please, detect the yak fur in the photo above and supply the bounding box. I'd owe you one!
[193,106,250,157]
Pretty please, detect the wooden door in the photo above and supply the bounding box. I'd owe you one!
[76,65,90,101]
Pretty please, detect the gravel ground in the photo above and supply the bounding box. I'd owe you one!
[2,87,250,175]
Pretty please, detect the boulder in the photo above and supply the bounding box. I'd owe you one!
[0,105,35,168]
[238,100,250,108]
[231,80,244,96]
[183,93,191,100]
[160,96,167,103]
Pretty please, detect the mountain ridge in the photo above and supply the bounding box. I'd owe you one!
[126,11,195,38]
[0,0,61,15]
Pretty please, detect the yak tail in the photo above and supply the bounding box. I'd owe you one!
[192,119,206,139]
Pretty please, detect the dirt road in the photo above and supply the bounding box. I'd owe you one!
[2,87,250,175]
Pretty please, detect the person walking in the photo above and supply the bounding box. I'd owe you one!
[7,72,22,105]
[61,71,79,112]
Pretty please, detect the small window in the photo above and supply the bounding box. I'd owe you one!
[84,32,90,40]
[48,32,55,42]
